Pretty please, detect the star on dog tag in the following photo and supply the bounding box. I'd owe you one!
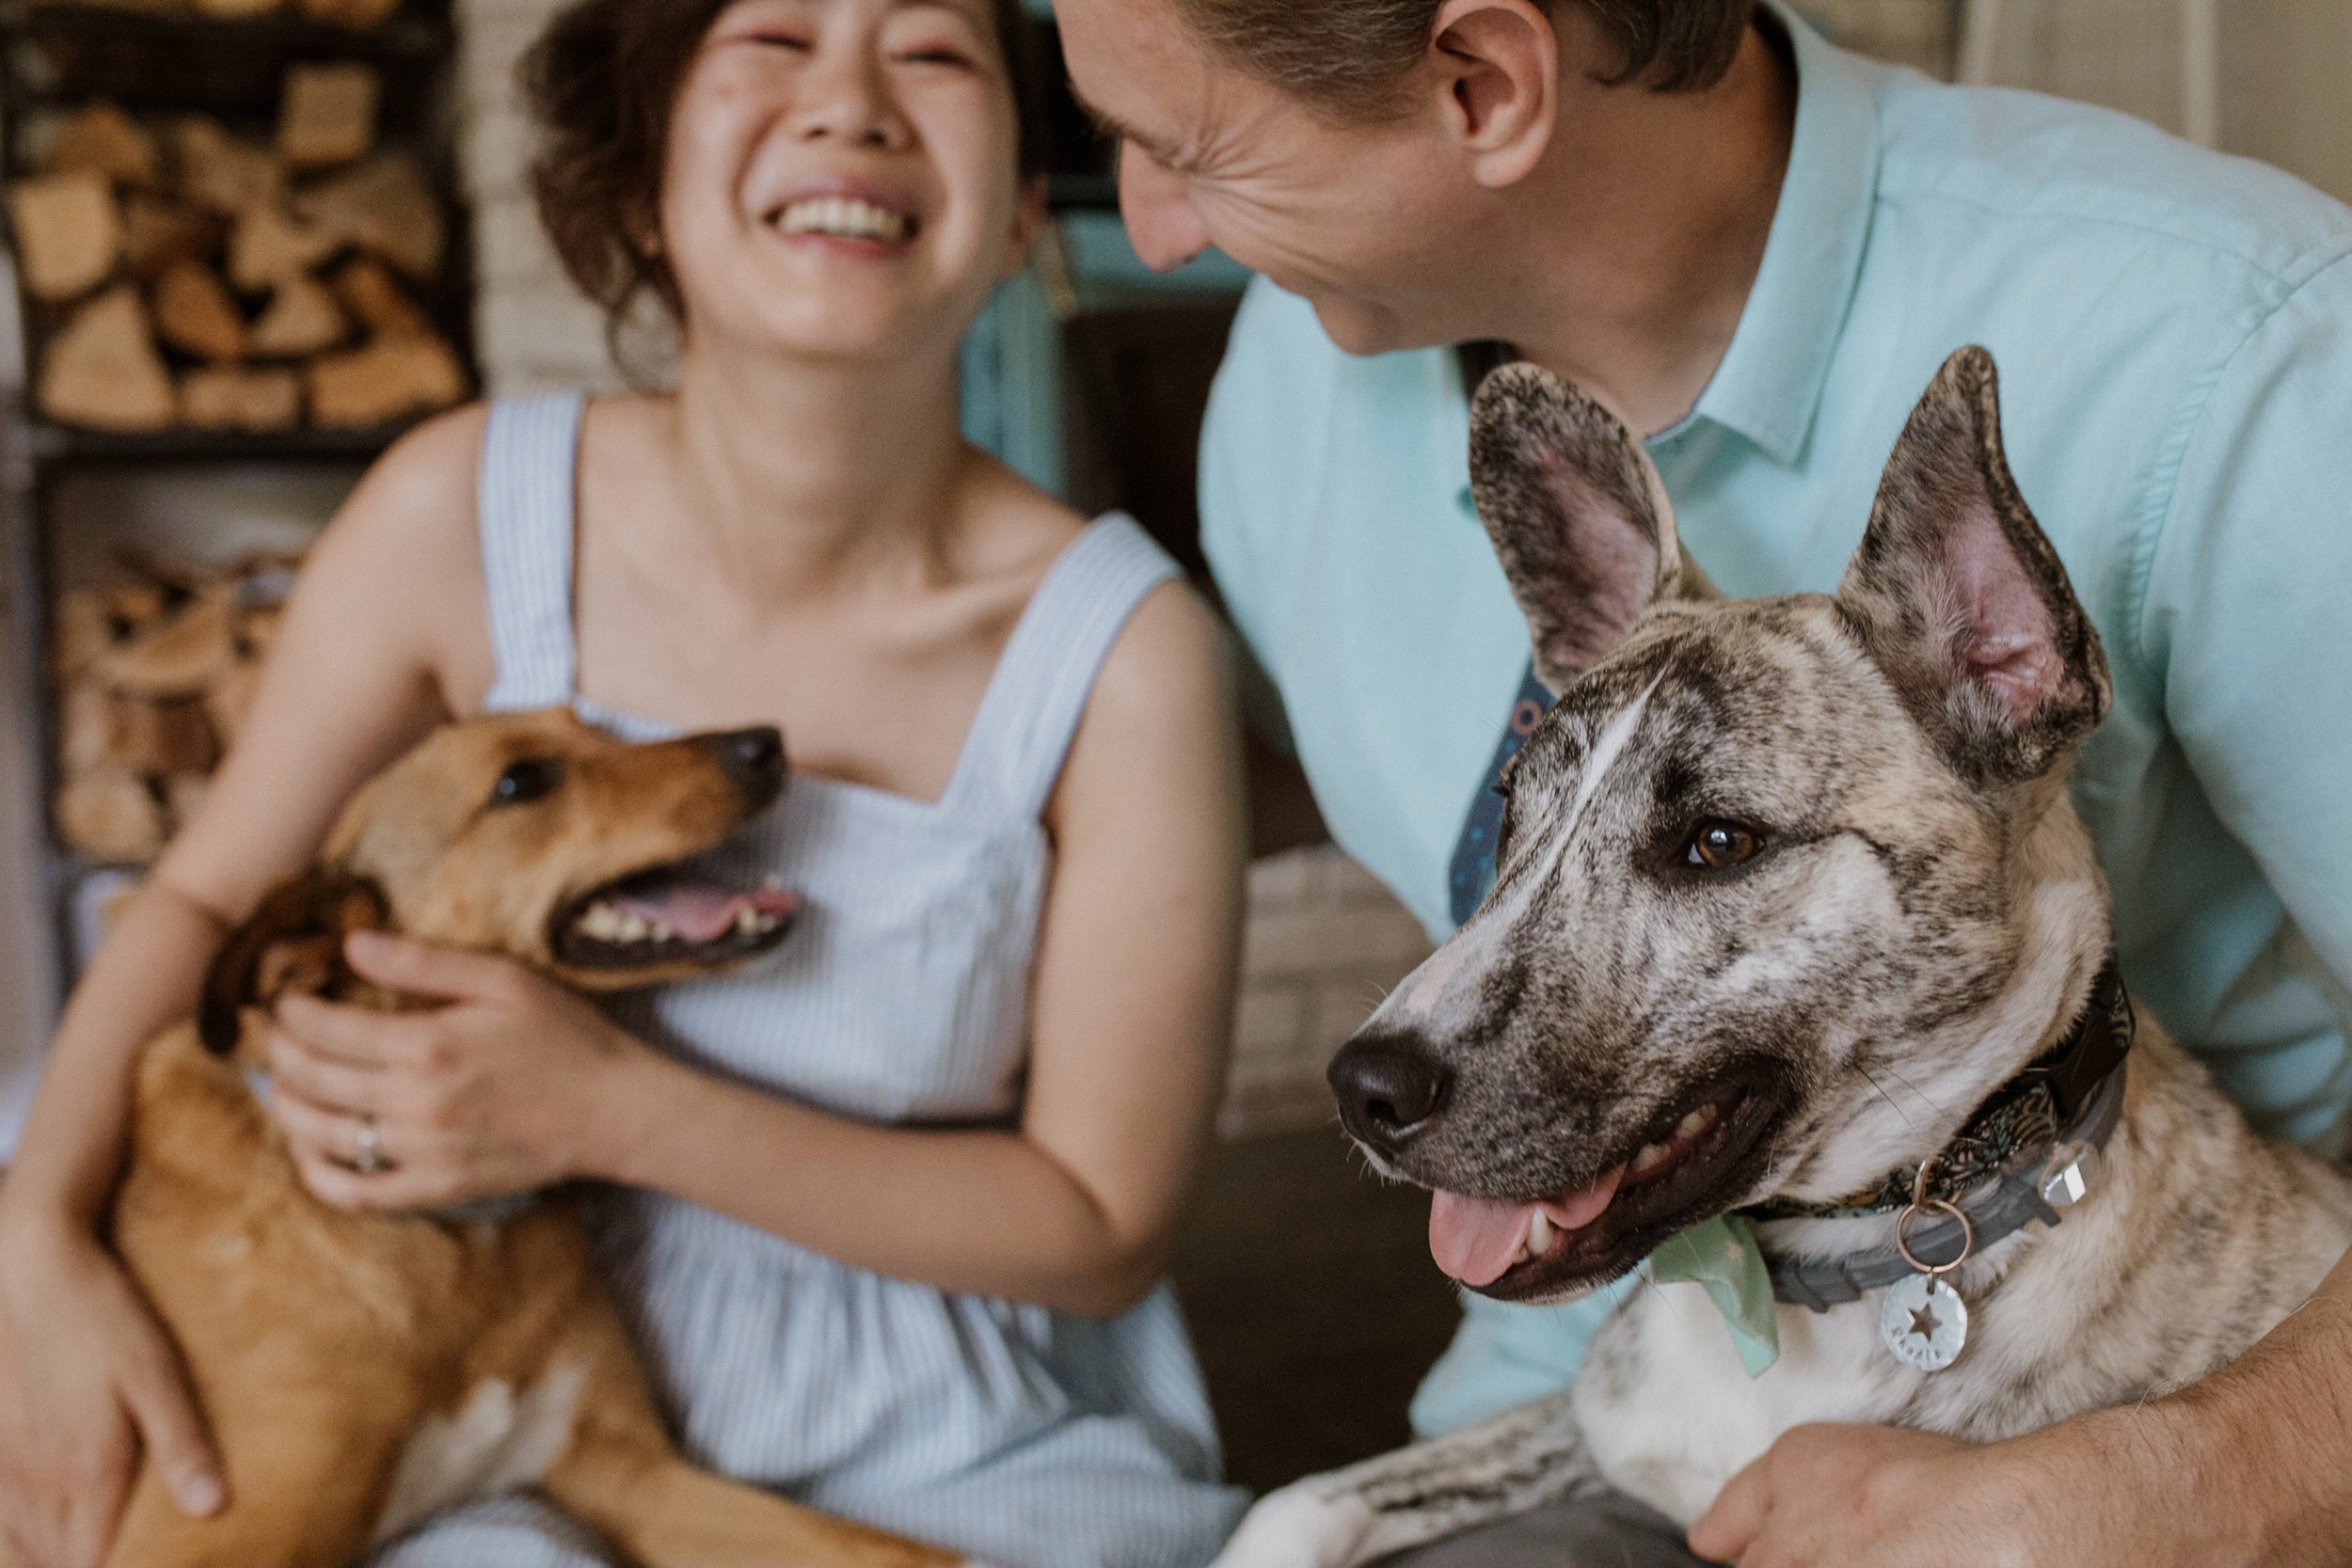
[1881,1273,1968,1371]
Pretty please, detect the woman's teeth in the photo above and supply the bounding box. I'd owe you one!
[776,197,912,242]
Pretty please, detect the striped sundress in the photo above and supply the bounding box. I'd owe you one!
[373,394,1248,1568]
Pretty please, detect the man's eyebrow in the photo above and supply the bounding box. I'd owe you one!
[1067,84,1183,164]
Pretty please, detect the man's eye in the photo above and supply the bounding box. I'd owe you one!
[748,30,813,51]
[1685,819,1763,870]
[898,45,973,66]
[490,757,565,809]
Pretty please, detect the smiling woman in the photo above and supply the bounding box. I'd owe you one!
[523,0,1048,325]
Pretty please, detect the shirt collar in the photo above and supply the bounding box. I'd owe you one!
[1684,1,1883,466]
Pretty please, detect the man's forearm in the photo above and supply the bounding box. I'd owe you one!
[2027,1243,2352,1562]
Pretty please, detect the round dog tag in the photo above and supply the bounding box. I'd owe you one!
[1881,1272,1968,1371]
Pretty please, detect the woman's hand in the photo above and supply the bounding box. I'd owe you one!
[266,929,649,1212]
[0,1209,224,1566]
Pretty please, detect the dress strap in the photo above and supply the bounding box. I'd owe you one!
[944,515,1182,820]
[478,391,588,713]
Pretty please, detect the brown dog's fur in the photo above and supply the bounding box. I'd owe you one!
[81,709,963,1568]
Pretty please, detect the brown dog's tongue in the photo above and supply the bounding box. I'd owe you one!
[1428,1164,1628,1286]
[610,883,797,943]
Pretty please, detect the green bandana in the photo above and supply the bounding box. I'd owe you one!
[1648,1214,1780,1376]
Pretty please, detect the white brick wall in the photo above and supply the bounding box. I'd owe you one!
[1227,849,1434,1136]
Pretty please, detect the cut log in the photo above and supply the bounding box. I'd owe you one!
[56,769,166,864]
[8,172,121,302]
[306,334,466,427]
[248,272,346,356]
[58,683,127,774]
[205,657,263,745]
[229,203,340,291]
[179,366,302,432]
[152,260,246,361]
[40,103,159,189]
[278,63,379,170]
[51,587,119,677]
[37,286,176,433]
[293,155,441,278]
[116,698,219,776]
[329,255,431,339]
[102,580,169,628]
[120,196,222,280]
[168,118,283,216]
[297,0,404,26]
[91,587,239,697]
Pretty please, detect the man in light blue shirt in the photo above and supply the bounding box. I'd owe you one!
[1055,0,2352,1559]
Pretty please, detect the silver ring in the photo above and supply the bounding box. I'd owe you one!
[354,1116,385,1176]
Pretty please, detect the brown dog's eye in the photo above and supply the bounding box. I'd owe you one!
[490,757,565,809]
[1686,820,1761,869]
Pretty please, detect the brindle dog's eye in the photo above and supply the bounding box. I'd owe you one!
[490,757,565,808]
[1686,819,1761,869]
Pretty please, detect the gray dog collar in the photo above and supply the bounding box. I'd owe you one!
[1762,969,2135,1314]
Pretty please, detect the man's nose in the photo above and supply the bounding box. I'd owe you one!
[1117,144,1211,273]
[1328,1032,1453,1153]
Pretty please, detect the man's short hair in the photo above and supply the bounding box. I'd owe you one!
[1171,0,1756,114]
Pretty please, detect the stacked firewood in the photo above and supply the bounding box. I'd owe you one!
[27,0,405,24]
[8,69,468,436]
[51,552,299,863]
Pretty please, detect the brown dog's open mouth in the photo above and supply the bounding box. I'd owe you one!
[1426,1072,1788,1303]
[550,862,800,972]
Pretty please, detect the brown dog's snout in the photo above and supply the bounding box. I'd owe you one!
[1331,1032,1453,1152]
[696,726,786,809]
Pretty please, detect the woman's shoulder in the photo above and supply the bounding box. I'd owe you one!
[342,401,492,537]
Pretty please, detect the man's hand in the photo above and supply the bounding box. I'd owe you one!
[1687,1417,2257,1568]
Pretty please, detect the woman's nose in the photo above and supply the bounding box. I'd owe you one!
[1118,145,1211,273]
[790,54,908,150]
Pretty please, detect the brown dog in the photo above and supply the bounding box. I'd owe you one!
[86,708,967,1568]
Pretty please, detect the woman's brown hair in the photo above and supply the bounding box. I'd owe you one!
[522,0,1050,326]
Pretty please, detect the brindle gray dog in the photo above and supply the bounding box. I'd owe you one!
[1213,347,2352,1566]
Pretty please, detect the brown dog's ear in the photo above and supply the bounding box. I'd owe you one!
[1469,362,1706,693]
[197,868,389,1056]
[1836,346,2112,789]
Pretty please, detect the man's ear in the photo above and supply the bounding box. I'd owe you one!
[1836,346,2111,788]
[1470,361,1697,692]
[1430,0,1558,188]
[197,868,389,1056]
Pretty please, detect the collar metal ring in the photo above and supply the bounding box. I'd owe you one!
[1894,1196,1974,1275]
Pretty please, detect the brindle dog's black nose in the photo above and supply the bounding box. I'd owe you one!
[1330,1034,1452,1150]
[704,726,786,803]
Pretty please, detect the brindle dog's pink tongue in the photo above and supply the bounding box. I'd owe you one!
[1429,1164,1629,1287]
[1429,1192,1535,1287]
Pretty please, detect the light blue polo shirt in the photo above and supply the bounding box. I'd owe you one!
[1199,3,2352,1437]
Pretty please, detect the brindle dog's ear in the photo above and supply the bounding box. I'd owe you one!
[1836,346,2112,789]
[197,868,389,1056]
[1469,363,1706,694]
